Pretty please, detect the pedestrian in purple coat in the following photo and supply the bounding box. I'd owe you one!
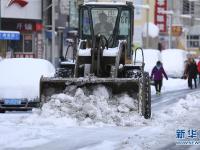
[151,61,168,95]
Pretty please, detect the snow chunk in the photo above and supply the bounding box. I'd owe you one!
[103,47,119,56]
[92,85,110,99]
[78,48,91,56]
[117,94,137,111]
[82,103,97,119]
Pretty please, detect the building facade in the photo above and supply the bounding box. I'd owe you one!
[0,0,43,58]
[43,0,82,65]
[43,0,200,64]
[160,0,200,55]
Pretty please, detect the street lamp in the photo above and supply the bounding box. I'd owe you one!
[134,4,150,48]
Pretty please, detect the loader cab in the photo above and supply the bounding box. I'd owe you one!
[79,2,134,61]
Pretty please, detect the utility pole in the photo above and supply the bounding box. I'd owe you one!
[146,0,149,48]
[52,0,56,65]
[168,14,173,49]
[159,10,174,49]
[134,4,150,48]
[43,0,53,61]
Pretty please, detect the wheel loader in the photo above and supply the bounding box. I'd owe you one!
[40,2,151,119]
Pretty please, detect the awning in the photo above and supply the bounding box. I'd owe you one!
[0,30,20,40]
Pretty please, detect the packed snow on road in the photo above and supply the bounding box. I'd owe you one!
[0,50,200,150]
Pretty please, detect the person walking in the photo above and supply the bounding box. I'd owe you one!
[185,58,198,89]
[197,58,200,84]
[151,61,168,95]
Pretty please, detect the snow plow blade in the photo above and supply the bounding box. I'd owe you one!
[40,75,151,119]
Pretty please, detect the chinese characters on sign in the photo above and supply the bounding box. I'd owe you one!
[154,0,167,33]
[0,31,20,40]
[176,129,200,145]
[16,23,33,31]
[1,19,39,32]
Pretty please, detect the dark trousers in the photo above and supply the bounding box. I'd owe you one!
[154,80,162,92]
[188,77,197,89]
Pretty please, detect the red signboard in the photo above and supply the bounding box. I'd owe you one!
[154,0,167,33]
[1,19,42,32]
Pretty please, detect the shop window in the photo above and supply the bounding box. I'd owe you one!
[7,34,33,53]
[183,0,194,14]
[187,35,200,48]
[24,35,33,52]
[8,35,23,52]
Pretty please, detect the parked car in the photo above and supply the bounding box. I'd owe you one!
[0,58,55,113]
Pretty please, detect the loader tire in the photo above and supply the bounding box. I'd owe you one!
[143,72,151,119]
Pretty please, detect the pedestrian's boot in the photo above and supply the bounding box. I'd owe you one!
[156,91,161,95]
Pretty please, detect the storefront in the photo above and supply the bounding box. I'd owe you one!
[0,0,43,58]
[0,30,20,57]
[0,19,42,58]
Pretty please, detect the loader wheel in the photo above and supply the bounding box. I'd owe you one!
[143,72,151,119]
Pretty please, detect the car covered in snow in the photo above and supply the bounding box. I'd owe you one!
[0,58,55,113]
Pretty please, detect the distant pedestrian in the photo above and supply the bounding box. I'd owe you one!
[197,58,200,84]
[182,60,189,79]
[185,58,198,89]
[151,61,168,95]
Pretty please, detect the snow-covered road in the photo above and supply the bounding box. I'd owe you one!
[1,86,200,150]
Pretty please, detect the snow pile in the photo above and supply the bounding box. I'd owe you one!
[135,48,187,78]
[0,58,55,100]
[161,93,200,122]
[161,78,187,93]
[161,49,187,78]
[142,22,159,38]
[143,49,161,73]
[113,92,200,150]
[38,85,147,126]
[133,49,161,73]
